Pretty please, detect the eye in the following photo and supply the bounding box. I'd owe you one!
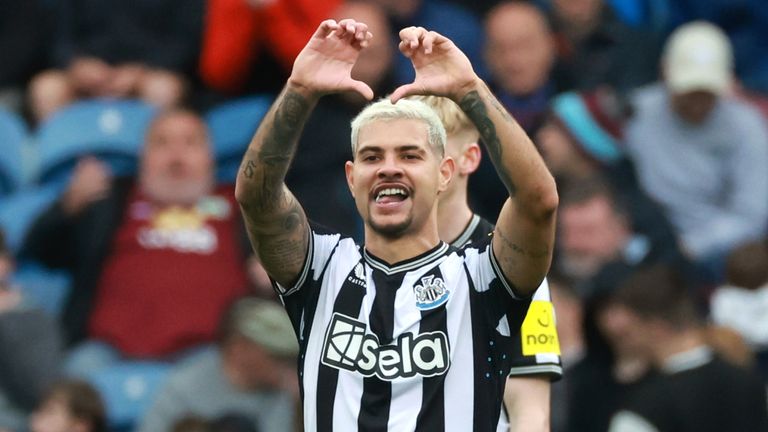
[362,154,380,162]
[402,153,422,160]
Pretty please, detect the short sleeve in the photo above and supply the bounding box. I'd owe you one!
[462,235,532,300]
[507,281,563,380]
[273,228,341,297]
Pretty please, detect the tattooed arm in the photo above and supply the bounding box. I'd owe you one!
[235,19,374,286]
[235,87,313,287]
[391,28,557,295]
[458,82,557,294]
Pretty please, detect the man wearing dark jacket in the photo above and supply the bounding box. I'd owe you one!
[22,109,249,375]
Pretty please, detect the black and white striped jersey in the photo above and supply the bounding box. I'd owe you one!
[276,228,536,432]
[452,214,563,381]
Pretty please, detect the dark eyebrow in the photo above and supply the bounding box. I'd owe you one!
[357,145,384,155]
[397,145,426,154]
[355,144,428,158]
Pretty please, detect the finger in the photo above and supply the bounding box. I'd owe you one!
[337,19,358,36]
[353,22,369,40]
[335,19,351,37]
[353,32,374,50]
[423,31,438,54]
[344,78,374,101]
[390,83,423,103]
[314,20,339,39]
[398,40,415,58]
[413,27,428,49]
[398,26,421,49]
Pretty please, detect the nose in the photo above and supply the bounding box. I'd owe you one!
[376,155,404,179]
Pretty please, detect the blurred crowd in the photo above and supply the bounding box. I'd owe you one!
[1,0,768,431]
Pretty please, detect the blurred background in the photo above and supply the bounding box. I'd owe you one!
[1,0,767,431]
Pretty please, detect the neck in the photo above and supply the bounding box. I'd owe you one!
[364,221,442,265]
[437,187,474,244]
[652,328,706,368]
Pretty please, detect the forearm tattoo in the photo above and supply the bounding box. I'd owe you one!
[459,90,517,196]
[238,89,311,279]
[240,90,310,211]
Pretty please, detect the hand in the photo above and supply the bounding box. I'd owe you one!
[390,27,478,103]
[69,57,113,96]
[62,157,112,216]
[104,63,146,97]
[288,19,374,100]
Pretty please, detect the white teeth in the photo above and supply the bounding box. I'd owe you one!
[376,188,407,202]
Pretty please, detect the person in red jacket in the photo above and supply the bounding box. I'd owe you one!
[199,0,342,94]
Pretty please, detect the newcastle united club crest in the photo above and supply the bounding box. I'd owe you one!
[414,275,450,311]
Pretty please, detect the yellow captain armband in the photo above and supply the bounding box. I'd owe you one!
[521,300,561,356]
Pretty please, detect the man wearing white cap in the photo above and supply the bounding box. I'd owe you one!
[138,297,299,432]
[624,21,768,278]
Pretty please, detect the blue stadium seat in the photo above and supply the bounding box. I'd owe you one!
[0,183,60,253]
[0,109,29,195]
[85,361,172,431]
[36,99,157,187]
[205,95,273,184]
[12,261,71,317]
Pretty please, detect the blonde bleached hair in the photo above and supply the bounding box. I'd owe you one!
[350,98,447,157]
[408,95,479,141]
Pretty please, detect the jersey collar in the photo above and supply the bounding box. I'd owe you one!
[450,214,482,248]
[364,241,449,275]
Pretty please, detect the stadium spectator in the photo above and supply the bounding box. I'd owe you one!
[483,1,557,135]
[607,264,768,432]
[199,0,342,95]
[370,0,487,88]
[548,0,659,91]
[0,230,63,432]
[29,380,106,432]
[663,0,768,94]
[21,109,249,375]
[537,87,629,188]
[539,88,682,265]
[556,177,678,287]
[625,22,768,279]
[27,0,205,123]
[567,262,655,432]
[470,0,558,220]
[138,297,297,432]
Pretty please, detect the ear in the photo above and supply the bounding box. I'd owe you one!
[344,161,356,195]
[438,156,455,192]
[459,142,482,176]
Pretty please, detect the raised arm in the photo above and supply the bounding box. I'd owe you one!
[391,27,557,295]
[235,19,374,287]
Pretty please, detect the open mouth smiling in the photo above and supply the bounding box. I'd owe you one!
[372,184,411,205]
